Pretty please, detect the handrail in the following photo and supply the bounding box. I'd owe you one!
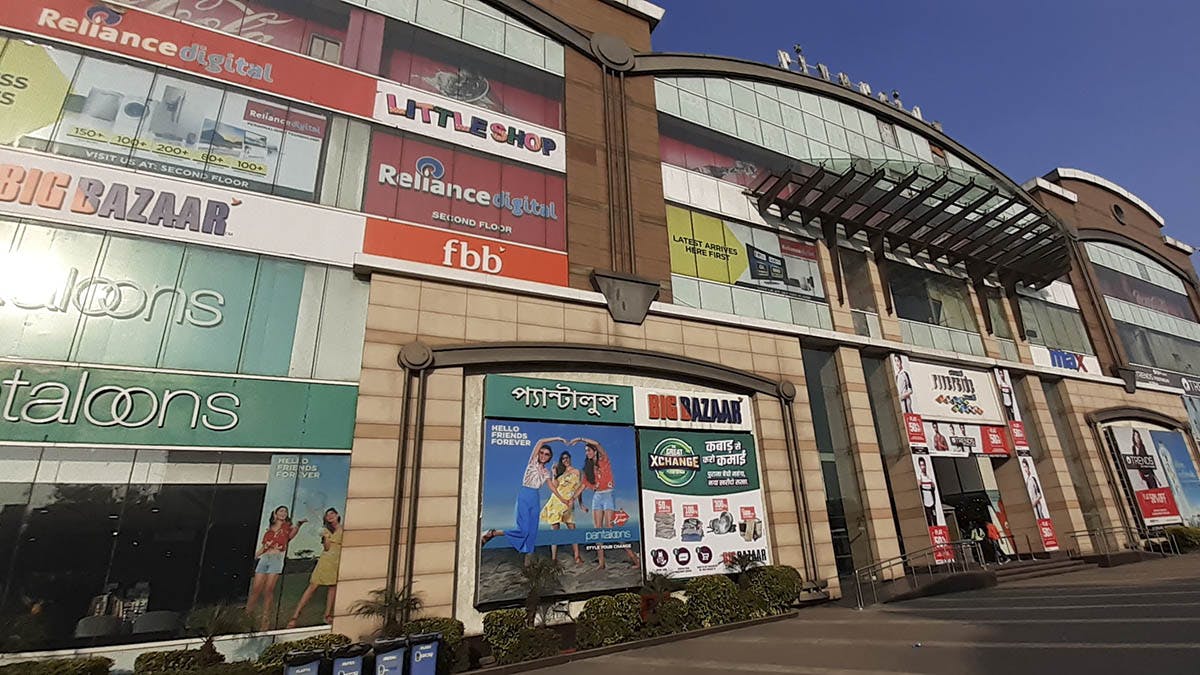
[1066,524,1182,562]
[852,539,985,610]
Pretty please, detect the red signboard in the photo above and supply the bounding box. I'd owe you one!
[980,426,1011,457]
[904,413,927,446]
[4,0,375,116]
[930,525,955,563]
[363,217,568,287]
[1008,420,1029,451]
[1136,487,1181,521]
[1036,518,1059,551]
[364,131,566,251]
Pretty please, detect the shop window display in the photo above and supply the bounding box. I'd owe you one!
[0,448,350,651]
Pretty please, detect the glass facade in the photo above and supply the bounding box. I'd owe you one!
[1020,296,1095,356]
[0,448,349,651]
[889,264,985,356]
[802,349,870,577]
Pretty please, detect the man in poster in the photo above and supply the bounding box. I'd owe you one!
[895,354,914,414]
[1021,457,1050,521]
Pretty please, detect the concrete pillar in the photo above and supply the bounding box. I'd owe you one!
[833,347,903,575]
[815,238,856,335]
[866,255,903,342]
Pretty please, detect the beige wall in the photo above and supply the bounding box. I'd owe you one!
[332,271,835,638]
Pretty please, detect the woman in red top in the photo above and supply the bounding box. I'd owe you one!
[246,505,306,629]
[576,438,640,570]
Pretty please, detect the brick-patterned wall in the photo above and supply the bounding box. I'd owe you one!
[333,272,831,637]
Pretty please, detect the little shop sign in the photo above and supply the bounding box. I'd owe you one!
[0,362,357,449]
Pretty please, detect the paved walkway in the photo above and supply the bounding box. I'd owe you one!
[531,555,1200,675]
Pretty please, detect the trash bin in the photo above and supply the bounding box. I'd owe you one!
[373,637,408,675]
[407,632,441,675]
[283,649,325,675]
[330,642,371,675]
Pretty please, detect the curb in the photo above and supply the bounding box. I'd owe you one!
[475,611,800,674]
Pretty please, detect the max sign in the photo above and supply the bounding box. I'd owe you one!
[0,148,364,265]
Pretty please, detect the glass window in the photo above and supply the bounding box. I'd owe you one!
[842,250,877,313]
[0,448,349,651]
[1019,297,1094,355]
[1116,321,1200,377]
[889,263,979,333]
[984,288,1013,340]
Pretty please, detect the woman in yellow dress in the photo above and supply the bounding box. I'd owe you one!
[541,451,585,564]
[287,508,343,627]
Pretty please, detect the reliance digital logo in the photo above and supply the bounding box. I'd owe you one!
[37,6,277,81]
[378,155,559,225]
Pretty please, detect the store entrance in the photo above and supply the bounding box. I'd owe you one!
[932,456,1016,560]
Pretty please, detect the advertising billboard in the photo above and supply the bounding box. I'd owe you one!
[250,453,351,630]
[910,447,954,564]
[1149,430,1200,528]
[2,0,375,116]
[0,41,329,201]
[637,429,770,577]
[666,205,824,302]
[479,376,641,605]
[1108,426,1183,528]
[1029,344,1101,375]
[892,354,1004,425]
[364,131,565,252]
[0,147,365,265]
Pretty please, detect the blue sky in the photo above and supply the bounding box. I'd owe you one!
[650,1,1198,244]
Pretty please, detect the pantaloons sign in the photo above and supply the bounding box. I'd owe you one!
[0,362,356,448]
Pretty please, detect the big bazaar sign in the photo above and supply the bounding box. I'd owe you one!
[6,0,377,116]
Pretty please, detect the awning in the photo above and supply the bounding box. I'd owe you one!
[747,159,1071,288]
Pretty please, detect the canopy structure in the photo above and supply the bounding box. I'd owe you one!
[747,158,1071,291]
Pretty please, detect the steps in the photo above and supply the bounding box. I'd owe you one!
[992,557,1096,583]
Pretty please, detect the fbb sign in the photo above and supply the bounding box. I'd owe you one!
[363,217,567,286]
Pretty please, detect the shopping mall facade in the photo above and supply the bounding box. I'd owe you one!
[1,0,1199,663]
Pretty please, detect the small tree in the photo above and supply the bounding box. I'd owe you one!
[638,572,680,623]
[186,604,255,662]
[519,555,564,627]
[724,552,764,587]
[350,587,424,638]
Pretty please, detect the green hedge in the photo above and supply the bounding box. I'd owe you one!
[640,596,688,638]
[403,617,467,673]
[482,609,560,665]
[0,657,112,675]
[256,633,351,667]
[149,663,277,675]
[684,575,746,628]
[746,565,803,614]
[1167,526,1200,552]
[135,648,223,673]
[575,594,641,649]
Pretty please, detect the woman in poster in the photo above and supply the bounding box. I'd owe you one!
[246,506,306,629]
[541,451,585,565]
[1131,430,1160,489]
[481,437,567,562]
[577,438,640,570]
[286,508,343,627]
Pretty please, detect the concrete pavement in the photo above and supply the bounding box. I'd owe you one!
[530,555,1200,675]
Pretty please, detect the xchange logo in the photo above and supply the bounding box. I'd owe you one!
[86,4,125,26]
[648,438,700,488]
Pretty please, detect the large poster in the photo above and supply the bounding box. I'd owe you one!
[1148,430,1200,528]
[1109,426,1183,527]
[666,205,824,302]
[478,377,642,605]
[910,447,953,563]
[364,131,566,251]
[638,429,770,577]
[247,454,350,630]
[894,354,1004,425]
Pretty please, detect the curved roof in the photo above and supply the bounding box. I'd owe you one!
[1045,168,1165,228]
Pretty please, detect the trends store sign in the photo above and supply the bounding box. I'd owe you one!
[0,148,364,265]
[0,362,356,449]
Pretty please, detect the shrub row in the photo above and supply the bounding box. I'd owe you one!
[1167,525,1200,552]
[0,657,113,675]
[484,565,803,664]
